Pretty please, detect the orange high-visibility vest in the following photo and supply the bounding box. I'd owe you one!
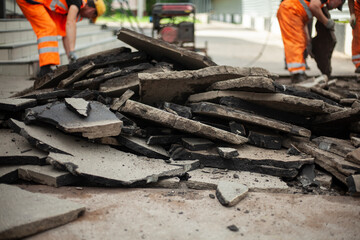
[277,0,328,74]
[352,0,360,68]
[16,0,86,67]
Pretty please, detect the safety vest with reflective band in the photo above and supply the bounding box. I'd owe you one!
[352,0,360,68]
[26,0,87,15]
[301,0,329,20]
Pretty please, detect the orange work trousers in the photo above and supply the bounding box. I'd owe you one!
[277,0,309,74]
[352,0,360,68]
[16,0,67,67]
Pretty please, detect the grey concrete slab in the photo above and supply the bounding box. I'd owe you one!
[65,98,91,118]
[0,97,37,111]
[117,134,169,159]
[21,186,360,240]
[25,101,122,139]
[0,129,47,165]
[8,119,90,155]
[0,184,85,240]
[18,165,80,187]
[8,119,189,186]
[47,144,190,186]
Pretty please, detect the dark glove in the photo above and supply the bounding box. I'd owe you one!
[68,51,78,64]
[325,19,335,30]
[350,14,356,29]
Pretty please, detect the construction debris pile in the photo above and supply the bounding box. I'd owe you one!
[1,28,360,239]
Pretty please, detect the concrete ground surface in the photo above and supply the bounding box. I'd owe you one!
[1,21,360,239]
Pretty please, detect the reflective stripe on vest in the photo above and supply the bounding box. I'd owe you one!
[287,62,306,68]
[352,54,360,60]
[299,0,313,19]
[39,47,59,54]
[37,36,58,44]
[49,0,67,11]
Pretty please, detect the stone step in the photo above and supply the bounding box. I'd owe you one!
[0,18,90,31]
[0,37,123,78]
[0,23,105,45]
[0,30,115,60]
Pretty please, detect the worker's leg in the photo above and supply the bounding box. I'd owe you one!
[352,0,360,72]
[16,0,60,67]
[277,3,307,77]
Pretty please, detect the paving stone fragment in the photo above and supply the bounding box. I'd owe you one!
[216,181,248,207]
[58,61,96,88]
[217,147,239,159]
[146,135,184,145]
[25,101,122,139]
[18,165,80,187]
[169,144,311,178]
[181,137,214,151]
[248,130,282,150]
[65,98,91,117]
[110,89,135,111]
[208,76,275,93]
[0,129,47,165]
[190,102,311,138]
[117,134,169,159]
[0,166,20,183]
[312,136,355,158]
[138,66,275,105]
[345,148,360,165]
[117,27,216,70]
[315,170,333,189]
[188,91,337,116]
[161,102,192,119]
[120,100,248,145]
[0,184,85,239]
[0,98,37,112]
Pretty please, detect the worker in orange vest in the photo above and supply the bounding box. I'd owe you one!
[16,0,106,78]
[349,0,360,73]
[277,0,345,83]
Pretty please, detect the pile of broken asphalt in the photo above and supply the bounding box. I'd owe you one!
[0,28,360,239]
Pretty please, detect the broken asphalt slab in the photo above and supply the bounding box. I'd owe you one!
[0,129,47,165]
[0,184,85,240]
[25,101,122,139]
[120,100,248,145]
[8,119,191,186]
[117,27,216,70]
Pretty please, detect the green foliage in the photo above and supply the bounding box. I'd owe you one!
[102,0,112,16]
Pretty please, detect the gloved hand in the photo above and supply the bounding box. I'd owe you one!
[350,14,356,29]
[307,42,315,58]
[325,19,335,30]
[68,51,78,64]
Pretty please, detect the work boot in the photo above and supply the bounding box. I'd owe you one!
[355,66,360,74]
[291,73,307,83]
[36,65,53,78]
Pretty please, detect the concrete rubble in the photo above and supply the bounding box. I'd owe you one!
[0,28,360,238]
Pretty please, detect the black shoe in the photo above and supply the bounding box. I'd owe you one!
[291,73,307,83]
[355,66,360,74]
[37,65,53,78]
